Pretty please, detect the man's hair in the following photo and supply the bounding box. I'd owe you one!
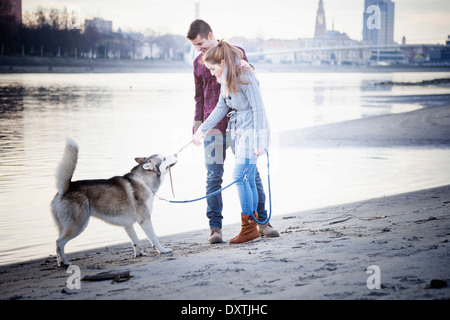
[186,19,213,40]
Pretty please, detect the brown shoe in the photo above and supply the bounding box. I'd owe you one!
[208,227,223,244]
[229,213,261,244]
[258,223,280,237]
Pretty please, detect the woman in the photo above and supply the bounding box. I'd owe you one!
[193,40,270,244]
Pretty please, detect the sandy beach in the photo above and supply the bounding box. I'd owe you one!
[0,89,449,303]
[282,102,450,148]
[0,184,449,301]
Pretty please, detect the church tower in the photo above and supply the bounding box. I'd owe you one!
[314,0,326,38]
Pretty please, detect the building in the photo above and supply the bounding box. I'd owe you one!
[6,0,22,25]
[85,17,113,34]
[400,36,450,64]
[363,0,395,46]
[255,0,372,65]
[441,35,450,62]
[310,0,371,65]
[362,0,407,64]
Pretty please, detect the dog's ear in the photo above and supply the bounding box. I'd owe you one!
[135,157,146,164]
[142,159,155,171]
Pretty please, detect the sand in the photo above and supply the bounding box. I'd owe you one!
[282,103,450,148]
[0,184,449,301]
[1,99,449,302]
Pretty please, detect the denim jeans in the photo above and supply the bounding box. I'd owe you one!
[234,157,258,216]
[204,133,267,228]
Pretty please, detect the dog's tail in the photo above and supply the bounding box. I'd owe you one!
[55,138,79,194]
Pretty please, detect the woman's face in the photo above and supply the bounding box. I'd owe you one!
[204,60,224,81]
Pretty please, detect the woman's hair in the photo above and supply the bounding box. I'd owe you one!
[202,40,252,94]
[186,19,212,40]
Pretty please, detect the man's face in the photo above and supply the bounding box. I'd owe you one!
[190,33,217,53]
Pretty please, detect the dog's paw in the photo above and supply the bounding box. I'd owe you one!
[58,261,72,268]
[135,251,147,258]
[158,247,172,254]
[133,245,147,258]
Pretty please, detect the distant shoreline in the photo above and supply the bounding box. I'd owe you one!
[1,56,450,73]
[0,56,192,74]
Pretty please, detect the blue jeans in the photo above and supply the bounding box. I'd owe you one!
[234,157,258,216]
[204,134,267,228]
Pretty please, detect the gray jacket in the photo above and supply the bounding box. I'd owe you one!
[199,66,270,159]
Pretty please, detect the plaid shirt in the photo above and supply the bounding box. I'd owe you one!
[192,46,248,134]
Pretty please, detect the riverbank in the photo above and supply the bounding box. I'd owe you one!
[1,56,450,73]
[282,102,450,148]
[0,56,192,73]
[0,184,448,300]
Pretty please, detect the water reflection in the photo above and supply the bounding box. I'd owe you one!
[0,85,26,198]
[0,84,24,118]
[313,85,324,105]
[360,79,393,92]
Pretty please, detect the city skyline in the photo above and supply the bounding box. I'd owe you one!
[21,0,450,44]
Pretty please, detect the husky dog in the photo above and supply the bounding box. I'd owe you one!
[51,139,177,267]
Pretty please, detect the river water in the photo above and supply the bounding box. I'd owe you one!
[1,71,449,265]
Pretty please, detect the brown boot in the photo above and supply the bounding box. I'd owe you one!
[229,212,261,244]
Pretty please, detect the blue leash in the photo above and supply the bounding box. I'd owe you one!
[153,149,272,225]
[154,166,248,204]
[250,149,272,226]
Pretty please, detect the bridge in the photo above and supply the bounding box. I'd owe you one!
[246,44,403,58]
[246,43,446,64]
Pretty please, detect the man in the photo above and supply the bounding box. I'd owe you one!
[186,19,279,243]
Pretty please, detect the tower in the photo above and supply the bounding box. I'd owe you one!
[195,2,199,19]
[314,0,326,38]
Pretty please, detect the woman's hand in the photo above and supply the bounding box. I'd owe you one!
[254,148,265,155]
[193,129,206,146]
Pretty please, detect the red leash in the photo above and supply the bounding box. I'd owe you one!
[168,167,175,198]
[167,139,195,198]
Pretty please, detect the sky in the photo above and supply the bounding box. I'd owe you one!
[22,0,450,44]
